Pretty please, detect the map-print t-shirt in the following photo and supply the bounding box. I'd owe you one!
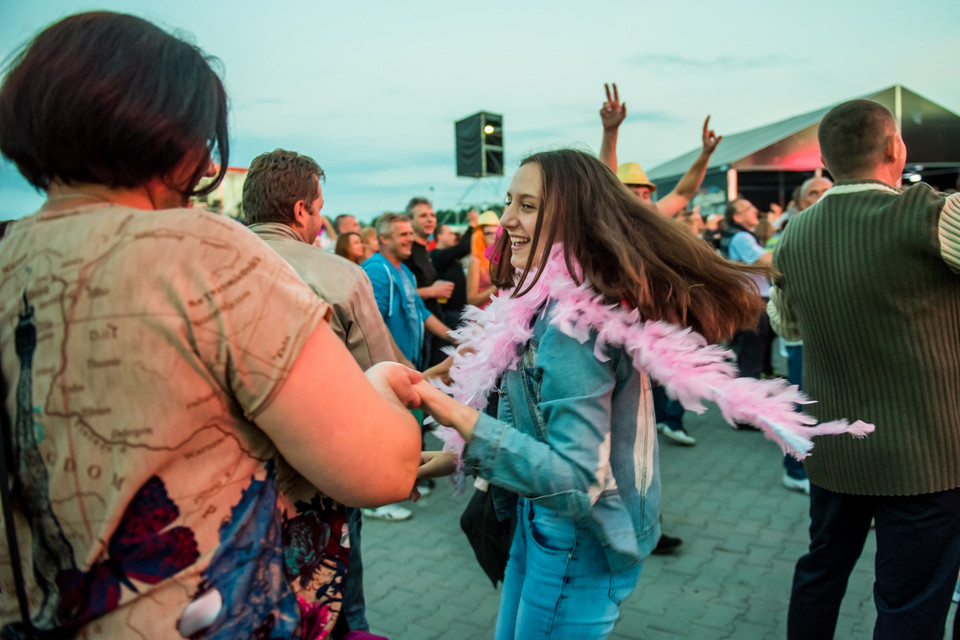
[0,204,346,639]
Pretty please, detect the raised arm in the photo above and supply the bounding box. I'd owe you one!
[431,211,477,269]
[599,82,626,173]
[656,116,723,217]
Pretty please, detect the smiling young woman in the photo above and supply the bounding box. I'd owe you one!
[416,149,770,640]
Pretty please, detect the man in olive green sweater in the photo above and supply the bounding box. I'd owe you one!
[769,99,960,640]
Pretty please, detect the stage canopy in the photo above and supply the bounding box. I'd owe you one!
[647,85,960,211]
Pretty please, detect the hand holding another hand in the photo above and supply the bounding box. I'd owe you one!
[417,450,458,481]
[407,450,459,501]
[423,356,454,386]
[415,380,478,442]
[365,362,423,411]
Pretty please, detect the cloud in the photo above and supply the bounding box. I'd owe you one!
[625,54,808,71]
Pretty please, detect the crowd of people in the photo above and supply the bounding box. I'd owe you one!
[1,11,959,640]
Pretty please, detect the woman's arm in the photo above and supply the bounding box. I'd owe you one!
[257,322,423,507]
[599,82,625,172]
[419,324,629,518]
[466,256,495,307]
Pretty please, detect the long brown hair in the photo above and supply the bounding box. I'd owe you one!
[334,231,364,265]
[491,149,770,343]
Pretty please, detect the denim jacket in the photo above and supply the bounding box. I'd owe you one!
[462,302,662,571]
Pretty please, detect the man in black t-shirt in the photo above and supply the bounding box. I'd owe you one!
[430,210,478,332]
[403,197,464,367]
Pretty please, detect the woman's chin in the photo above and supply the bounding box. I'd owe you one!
[510,253,527,270]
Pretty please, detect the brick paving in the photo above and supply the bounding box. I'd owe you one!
[359,405,957,639]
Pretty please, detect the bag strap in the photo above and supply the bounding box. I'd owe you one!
[0,368,37,639]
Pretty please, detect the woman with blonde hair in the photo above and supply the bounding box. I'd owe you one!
[359,225,379,262]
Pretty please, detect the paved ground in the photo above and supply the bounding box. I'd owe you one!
[359,405,957,639]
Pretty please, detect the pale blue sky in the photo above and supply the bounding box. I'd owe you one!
[2,0,959,221]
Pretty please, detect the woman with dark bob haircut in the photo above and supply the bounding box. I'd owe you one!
[415,149,772,639]
[0,12,422,638]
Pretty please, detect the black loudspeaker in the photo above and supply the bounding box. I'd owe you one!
[455,111,503,177]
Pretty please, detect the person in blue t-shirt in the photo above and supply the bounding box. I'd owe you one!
[363,213,454,370]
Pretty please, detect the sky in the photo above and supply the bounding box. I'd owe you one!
[1,0,959,222]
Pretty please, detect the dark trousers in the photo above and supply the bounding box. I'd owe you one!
[788,483,960,639]
[334,507,368,637]
[782,344,807,480]
[731,309,773,379]
[422,326,455,370]
[652,384,683,431]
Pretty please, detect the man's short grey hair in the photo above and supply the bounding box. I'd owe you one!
[404,197,432,216]
[376,213,410,239]
[800,176,833,194]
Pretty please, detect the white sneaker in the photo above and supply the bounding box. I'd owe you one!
[656,422,668,434]
[362,504,413,522]
[416,480,434,497]
[782,473,811,495]
[662,425,696,446]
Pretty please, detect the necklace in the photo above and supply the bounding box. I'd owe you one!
[435,245,873,462]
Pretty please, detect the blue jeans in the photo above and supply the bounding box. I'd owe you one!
[495,499,642,640]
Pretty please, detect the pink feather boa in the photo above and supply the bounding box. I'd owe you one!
[434,245,873,467]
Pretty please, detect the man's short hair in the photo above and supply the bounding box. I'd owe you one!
[404,197,432,216]
[798,176,833,207]
[724,199,746,226]
[334,214,355,234]
[818,99,896,178]
[376,213,410,239]
[242,149,324,225]
[0,11,229,197]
